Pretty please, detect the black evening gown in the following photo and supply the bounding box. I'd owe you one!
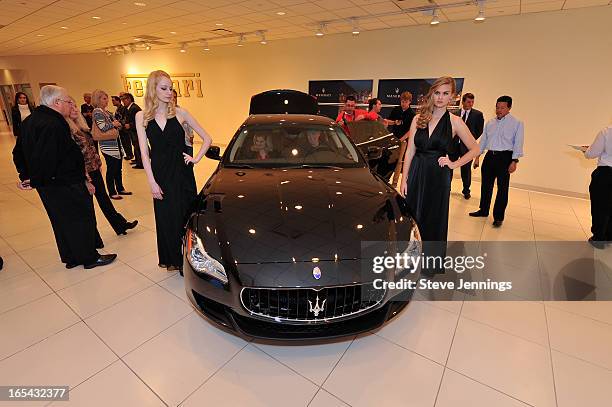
[146,117,197,267]
[406,111,454,244]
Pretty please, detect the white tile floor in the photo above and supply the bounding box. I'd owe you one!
[1,126,611,406]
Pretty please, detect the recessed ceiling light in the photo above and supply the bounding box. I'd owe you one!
[134,2,146,6]
[60,26,68,29]
[276,11,286,16]
[133,37,141,41]
[170,31,176,34]
[215,23,223,26]
[92,16,101,19]
[36,34,44,37]
[121,22,127,25]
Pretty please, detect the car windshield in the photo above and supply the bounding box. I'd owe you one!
[225,123,364,168]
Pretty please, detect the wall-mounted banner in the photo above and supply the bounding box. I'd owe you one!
[308,80,373,119]
[121,73,203,98]
[377,78,465,118]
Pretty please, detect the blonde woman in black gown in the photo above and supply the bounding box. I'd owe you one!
[400,77,480,272]
[135,70,213,271]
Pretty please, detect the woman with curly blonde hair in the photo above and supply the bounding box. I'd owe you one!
[399,77,479,271]
[135,70,213,271]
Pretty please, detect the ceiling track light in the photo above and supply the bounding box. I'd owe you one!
[351,18,360,35]
[202,40,210,51]
[104,48,112,56]
[129,44,136,53]
[122,46,130,54]
[180,43,187,53]
[237,34,245,47]
[430,9,440,25]
[315,22,326,37]
[475,0,486,21]
[144,43,151,50]
[257,30,267,45]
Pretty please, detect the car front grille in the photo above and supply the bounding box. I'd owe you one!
[240,284,385,323]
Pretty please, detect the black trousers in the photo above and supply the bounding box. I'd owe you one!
[37,183,99,265]
[589,166,612,241]
[460,159,473,195]
[119,130,133,159]
[102,153,124,196]
[130,130,142,166]
[89,169,128,234]
[479,150,513,221]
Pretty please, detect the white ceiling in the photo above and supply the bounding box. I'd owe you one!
[0,0,609,56]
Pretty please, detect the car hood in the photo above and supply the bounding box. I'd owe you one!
[195,168,414,264]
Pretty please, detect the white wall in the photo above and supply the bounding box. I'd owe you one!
[1,5,611,196]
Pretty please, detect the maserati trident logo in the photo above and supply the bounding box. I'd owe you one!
[312,266,322,280]
[308,295,326,317]
[395,87,400,93]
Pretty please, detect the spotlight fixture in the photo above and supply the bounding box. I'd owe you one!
[257,30,267,45]
[202,40,210,51]
[430,9,440,25]
[114,46,123,54]
[123,46,130,54]
[105,48,112,56]
[475,1,486,21]
[351,18,360,35]
[180,43,187,53]
[92,16,101,20]
[60,26,68,30]
[237,34,245,47]
[144,43,151,50]
[134,2,146,6]
[129,44,136,53]
[315,23,326,37]
[276,11,286,16]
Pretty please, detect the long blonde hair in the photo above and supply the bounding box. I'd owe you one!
[66,96,90,134]
[142,70,176,127]
[416,76,456,129]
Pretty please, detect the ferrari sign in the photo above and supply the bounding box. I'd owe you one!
[121,73,203,98]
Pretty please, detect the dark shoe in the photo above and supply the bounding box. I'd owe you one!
[118,190,132,195]
[588,237,606,250]
[65,262,78,269]
[124,156,134,161]
[117,220,138,235]
[167,265,181,272]
[130,159,137,164]
[469,210,488,217]
[132,165,144,169]
[110,195,123,200]
[158,263,168,268]
[84,254,117,269]
[463,193,471,200]
[492,220,503,228]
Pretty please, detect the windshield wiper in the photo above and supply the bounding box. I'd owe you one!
[276,164,343,170]
[224,163,255,169]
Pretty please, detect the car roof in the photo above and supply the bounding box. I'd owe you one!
[243,114,337,126]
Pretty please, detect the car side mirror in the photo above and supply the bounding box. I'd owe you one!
[206,145,221,161]
[366,146,383,160]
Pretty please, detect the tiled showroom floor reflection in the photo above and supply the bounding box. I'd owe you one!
[1,126,611,407]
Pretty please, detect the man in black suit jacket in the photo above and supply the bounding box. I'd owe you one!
[455,93,484,199]
[12,85,117,269]
[121,93,143,168]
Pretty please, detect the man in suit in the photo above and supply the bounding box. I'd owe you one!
[80,92,94,128]
[12,85,117,269]
[456,93,484,199]
[121,93,143,168]
[112,95,133,160]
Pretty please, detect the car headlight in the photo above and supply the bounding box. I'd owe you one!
[395,222,422,276]
[186,229,228,284]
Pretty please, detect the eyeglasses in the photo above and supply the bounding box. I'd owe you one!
[57,99,74,105]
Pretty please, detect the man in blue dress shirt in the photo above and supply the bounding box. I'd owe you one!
[469,96,524,227]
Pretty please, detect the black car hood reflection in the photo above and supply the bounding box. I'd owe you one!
[196,167,412,265]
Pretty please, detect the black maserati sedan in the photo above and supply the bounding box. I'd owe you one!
[183,114,421,339]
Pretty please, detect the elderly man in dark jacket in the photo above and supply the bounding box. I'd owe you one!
[12,85,117,269]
